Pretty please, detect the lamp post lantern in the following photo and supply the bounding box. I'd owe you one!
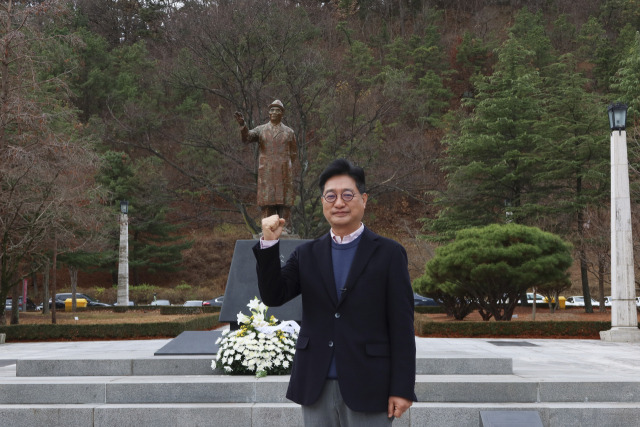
[117,200,130,307]
[600,102,640,342]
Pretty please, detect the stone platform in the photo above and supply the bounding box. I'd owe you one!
[2,337,640,426]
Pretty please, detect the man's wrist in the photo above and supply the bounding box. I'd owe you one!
[260,237,278,249]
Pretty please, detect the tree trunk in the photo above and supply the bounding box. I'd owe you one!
[598,256,607,313]
[51,237,57,324]
[31,271,38,300]
[69,266,78,312]
[580,248,593,313]
[42,258,50,315]
[10,275,19,325]
[531,288,536,321]
[133,265,140,287]
[549,291,557,314]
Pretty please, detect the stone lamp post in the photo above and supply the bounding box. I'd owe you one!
[117,200,130,307]
[600,102,640,342]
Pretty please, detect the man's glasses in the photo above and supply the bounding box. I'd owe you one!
[322,191,357,203]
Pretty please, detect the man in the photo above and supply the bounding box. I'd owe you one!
[235,100,297,226]
[253,159,417,426]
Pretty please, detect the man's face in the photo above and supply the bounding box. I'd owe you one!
[269,107,283,124]
[322,174,367,235]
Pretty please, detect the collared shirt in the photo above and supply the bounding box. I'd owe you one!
[260,223,365,249]
[330,223,364,244]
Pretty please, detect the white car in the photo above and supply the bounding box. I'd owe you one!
[150,299,171,306]
[183,300,203,307]
[525,293,547,304]
[565,296,599,307]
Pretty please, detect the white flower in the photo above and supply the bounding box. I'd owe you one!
[257,301,268,313]
[247,297,261,311]
[253,313,267,327]
[213,297,297,378]
[237,312,251,324]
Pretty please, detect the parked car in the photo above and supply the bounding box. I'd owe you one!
[203,295,224,307]
[50,293,112,309]
[5,297,38,312]
[113,301,135,306]
[413,292,438,306]
[603,296,640,307]
[183,300,204,307]
[149,299,171,306]
[526,293,547,305]
[565,296,599,307]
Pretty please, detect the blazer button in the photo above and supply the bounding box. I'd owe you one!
[335,313,341,319]
[328,341,334,347]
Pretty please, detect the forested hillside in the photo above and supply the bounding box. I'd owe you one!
[3,0,640,317]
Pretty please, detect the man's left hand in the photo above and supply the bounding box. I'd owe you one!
[388,396,412,419]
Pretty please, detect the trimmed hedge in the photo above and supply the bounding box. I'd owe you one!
[417,320,613,339]
[108,306,221,314]
[0,314,221,342]
[159,306,221,315]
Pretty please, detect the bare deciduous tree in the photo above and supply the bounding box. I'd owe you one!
[0,0,104,324]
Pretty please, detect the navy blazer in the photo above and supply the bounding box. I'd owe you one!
[253,227,417,412]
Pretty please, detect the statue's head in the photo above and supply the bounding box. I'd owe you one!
[269,100,285,112]
[268,100,284,124]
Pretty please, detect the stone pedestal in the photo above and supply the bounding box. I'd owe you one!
[219,239,309,326]
[600,327,640,343]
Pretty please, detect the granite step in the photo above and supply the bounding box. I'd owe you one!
[15,356,513,377]
[2,375,640,405]
[2,402,640,427]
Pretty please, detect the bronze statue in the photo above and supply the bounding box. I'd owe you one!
[235,100,297,226]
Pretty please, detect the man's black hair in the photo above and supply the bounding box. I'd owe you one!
[318,158,366,194]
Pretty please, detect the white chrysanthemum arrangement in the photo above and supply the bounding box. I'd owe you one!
[212,297,299,378]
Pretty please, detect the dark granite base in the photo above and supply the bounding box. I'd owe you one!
[154,330,223,355]
[219,239,309,324]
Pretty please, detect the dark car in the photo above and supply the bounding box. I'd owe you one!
[414,292,439,307]
[50,293,112,308]
[203,295,224,307]
[5,297,38,311]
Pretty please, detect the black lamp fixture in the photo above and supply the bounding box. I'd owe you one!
[120,200,129,215]
[608,102,628,132]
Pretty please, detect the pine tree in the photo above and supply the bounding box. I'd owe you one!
[96,152,192,285]
[426,35,549,240]
[539,56,608,312]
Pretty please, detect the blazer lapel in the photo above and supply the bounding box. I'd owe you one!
[312,233,339,306]
[340,228,380,303]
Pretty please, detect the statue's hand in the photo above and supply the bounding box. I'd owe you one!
[234,111,245,126]
[262,215,285,241]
